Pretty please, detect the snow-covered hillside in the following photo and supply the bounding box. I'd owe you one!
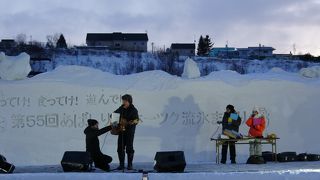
[1,65,320,166]
[30,50,320,76]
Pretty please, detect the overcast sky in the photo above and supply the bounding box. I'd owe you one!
[1,0,320,55]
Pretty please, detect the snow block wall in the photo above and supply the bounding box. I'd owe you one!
[32,50,320,76]
[299,66,320,78]
[181,58,201,79]
[0,66,320,166]
[0,52,31,80]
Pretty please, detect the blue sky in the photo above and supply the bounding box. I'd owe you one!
[1,0,320,55]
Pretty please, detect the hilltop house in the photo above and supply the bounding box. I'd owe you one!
[170,43,195,57]
[210,46,238,58]
[238,45,275,59]
[0,39,17,49]
[210,44,275,59]
[86,32,148,52]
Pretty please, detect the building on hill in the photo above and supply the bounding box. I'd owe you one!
[86,32,148,52]
[210,44,276,59]
[170,43,195,57]
[239,45,275,59]
[0,39,17,49]
[210,46,238,58]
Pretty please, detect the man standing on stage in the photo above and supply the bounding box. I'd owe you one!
[84,119,113,171]
[221,104,242,164]
[114,94,139,170]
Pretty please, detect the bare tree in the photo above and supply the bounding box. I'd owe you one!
[16,33,27,45]
[46,35,55,48]
[46,33,61,48]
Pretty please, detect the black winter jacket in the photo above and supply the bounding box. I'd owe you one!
[114,104,139,130]
[84,125,112,158]
[222,112,241,132]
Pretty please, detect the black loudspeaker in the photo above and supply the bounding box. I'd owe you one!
[246,155,266,164]
[297,153,309,161]
[154,151,186,172]
[277,152,297,162]
[61,151,93,172]
[262,151,277,162]
[306,154,320,161]
[0,154,15,174]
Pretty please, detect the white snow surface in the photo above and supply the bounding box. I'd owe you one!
[0,52,31,80]
[1,163,320,180]
[0,173,141,180]
[181,58,201,79]
[0,65,320,169]
[299,66,320,78]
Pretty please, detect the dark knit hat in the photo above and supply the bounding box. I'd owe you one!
[87,119,98,126]
[226,104,235,111]
[122,94,133,104]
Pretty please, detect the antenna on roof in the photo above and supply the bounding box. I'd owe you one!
[293,43,296,55]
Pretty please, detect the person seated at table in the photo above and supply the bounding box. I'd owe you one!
[220,104,242,164]
[246,106,266,156]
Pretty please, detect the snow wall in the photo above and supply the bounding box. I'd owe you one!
[30,50,320,76]
[0,66,320,166]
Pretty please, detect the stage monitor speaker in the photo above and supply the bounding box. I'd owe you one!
[61,151,93,172]
[154,151,186,172]
[0,154,15,174]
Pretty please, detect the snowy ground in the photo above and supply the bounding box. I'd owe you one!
[11,161,320,174]
[1,162,320,179]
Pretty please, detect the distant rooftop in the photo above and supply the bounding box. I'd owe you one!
[248,46,275,50]
[171,43,195,49]
[86,32,148,41]
[237,46,276,51]
[1,39,15,42]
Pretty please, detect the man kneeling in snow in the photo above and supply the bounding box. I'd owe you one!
[84,119,113,171]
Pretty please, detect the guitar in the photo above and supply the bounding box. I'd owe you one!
[111,118,139,135]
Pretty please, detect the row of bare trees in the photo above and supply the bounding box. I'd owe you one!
[14,33,67,49]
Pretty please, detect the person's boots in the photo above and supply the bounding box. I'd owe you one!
[230,143,236,164]
[249,141,255,156]
[255,142,262,156]
[103,164,110,172]
[127,153,134,170]
[116,152,125,170]
[220,143,228,164]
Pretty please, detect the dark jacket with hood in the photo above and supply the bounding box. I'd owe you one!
[84,125,112,158]
[114,104,139,131]
[222,111,242,132]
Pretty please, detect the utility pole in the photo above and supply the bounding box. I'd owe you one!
[151,42,154,54]
[259,43,261,59]
[226,40,229,58]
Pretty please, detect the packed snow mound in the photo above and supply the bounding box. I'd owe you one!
[299,66,320,78]
[21,65,320,89]
[0,52,31,80]
[269,67,286,73]
[181,58,200,79]
[31,65,180,90]
[206,70,240,78]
